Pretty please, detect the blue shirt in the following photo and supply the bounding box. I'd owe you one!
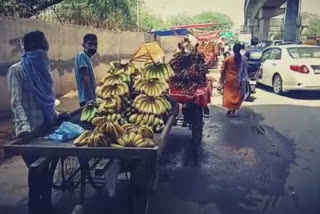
[74,51,96,104]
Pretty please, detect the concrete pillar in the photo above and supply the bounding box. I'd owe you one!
[257,7,285,41]
[283,0,300,42]
[259,18,270,41]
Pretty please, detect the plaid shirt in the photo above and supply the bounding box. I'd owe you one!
[8,62,45,136]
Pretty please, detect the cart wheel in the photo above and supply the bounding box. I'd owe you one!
[52,157,80,191]
[71,205,84,214]
[191,105,204,145]
[86,158,107,191]
[191,105,204,164]
[130,161,155,214]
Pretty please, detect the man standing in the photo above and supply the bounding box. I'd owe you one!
[8,30,57,214]
[75,34,98,106]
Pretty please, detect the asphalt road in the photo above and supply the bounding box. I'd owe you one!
[1,86,320,214]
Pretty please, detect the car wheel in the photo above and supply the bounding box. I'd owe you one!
[273,74,283,94]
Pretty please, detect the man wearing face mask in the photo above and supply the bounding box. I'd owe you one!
[75,34,98,107]
[8,30,58,214]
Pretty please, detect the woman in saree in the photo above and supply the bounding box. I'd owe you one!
[220,43,247,117]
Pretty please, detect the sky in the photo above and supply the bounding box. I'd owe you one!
[143,0,320,29]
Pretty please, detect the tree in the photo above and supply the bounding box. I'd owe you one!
[167,11,233,30]
[167,13,193,27]
[37,0,139,30]
[140,9,170,31]
[0,0,64,17]
[301,12,320,37]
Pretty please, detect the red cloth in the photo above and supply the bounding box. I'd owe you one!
[170,79,213,108]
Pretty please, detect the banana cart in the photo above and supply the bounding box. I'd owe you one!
[3,105,177,214]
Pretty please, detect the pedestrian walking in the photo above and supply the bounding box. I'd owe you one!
[7,30,58,214]
[220,43,247,117]
[74,33,98,107]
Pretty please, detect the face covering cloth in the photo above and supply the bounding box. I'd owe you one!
[21,50,56,120]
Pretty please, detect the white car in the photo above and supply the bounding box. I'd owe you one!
[258,45,320,94]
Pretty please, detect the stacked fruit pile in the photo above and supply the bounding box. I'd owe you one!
[73,119,155,148]
[75,61,174,148]
[169,51,209,94]
[143,63,175,81]
[130,62,174,131]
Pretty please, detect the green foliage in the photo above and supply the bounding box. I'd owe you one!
[54,0,138,30]
[0,0,64,17]
[140,9,168,31]
[0,1,233,32]
[141,11,234,31]
[301,12,320,37]
[167,11,233,30]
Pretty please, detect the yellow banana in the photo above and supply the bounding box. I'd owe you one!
[136,114,144,124]
[73,130,91,145]
[129,114,138,123]
[111,144,124,148]
[117,138,126,146]
[122,134,131,146]
[134,138,145,147]
[128,132,136,143]
[91,117,106,127]
[133,133,143,143]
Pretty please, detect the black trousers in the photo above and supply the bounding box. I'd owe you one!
[23,155,56,214]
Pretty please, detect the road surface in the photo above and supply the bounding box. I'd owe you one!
[1,84,320,214]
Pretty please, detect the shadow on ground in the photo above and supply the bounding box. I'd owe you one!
[151,106,296,214]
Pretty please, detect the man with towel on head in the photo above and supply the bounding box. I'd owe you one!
[8,30,61,214]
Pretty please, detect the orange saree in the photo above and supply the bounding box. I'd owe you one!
[221,56,243,110]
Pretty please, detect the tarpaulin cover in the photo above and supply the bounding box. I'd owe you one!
[172,23,219,29]
[195,32,221,41]
[149,29,190,36]
[130,42,165,63]
[170,78,213,108]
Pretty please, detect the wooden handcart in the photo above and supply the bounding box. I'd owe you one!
[4,107,176,214]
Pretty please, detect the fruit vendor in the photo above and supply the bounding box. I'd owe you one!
[8,30,59,214]
[75,33,98,107]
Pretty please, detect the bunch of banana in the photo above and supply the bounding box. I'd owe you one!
[154,121,165,133]
[99,121,124,139]
[97,95,122,113]
[92,116,107,127]
[128,114,164,133]
[133,94,172,115]
[144,63,175,81]
[129,113,156,126]
[122,124,154,139]
[73,130,92,147]
[98,82,129,98]
[117,133,155,148]
[100,72,128,85]
[133,78,168,96]
[107,113,127,125]
[80,106,97,122]
[111,62,139,76]
[88,129,114,147]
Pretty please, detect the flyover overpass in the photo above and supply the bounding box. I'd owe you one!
[244,0,300,42]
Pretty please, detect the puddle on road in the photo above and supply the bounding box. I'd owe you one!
[153,107,296,214]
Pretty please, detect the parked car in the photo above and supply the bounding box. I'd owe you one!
[270,40,295,46]
[258,45,320,94]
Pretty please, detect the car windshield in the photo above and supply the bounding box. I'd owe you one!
[287,47,320,59]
